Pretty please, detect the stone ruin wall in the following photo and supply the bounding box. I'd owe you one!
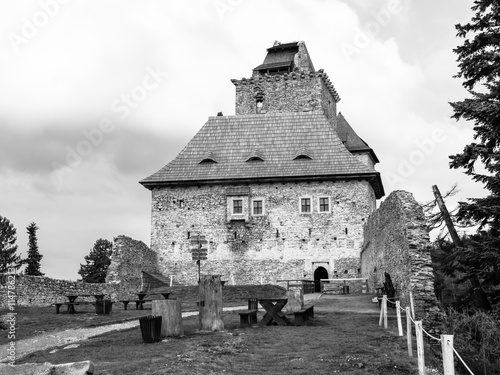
[0,236,157,308]
[0,274,119,308]
[105,235,159,299]
[361,190,439,320]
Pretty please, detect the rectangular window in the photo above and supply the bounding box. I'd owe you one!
[233,199,243,214]
[319,197,330,213]
[253,200,263,215]
[300,197,311,213]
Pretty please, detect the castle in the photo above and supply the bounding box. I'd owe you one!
[140,41,384,290]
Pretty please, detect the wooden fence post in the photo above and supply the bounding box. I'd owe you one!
[406,307,413,357]
[383,295,388,329]
[441,334,455,375]
[396,301,403,336]
[410,289,415,319]
[199,275,224,331]
[415,320,425,375]
[379,296,383,326]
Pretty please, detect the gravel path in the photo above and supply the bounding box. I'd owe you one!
[0,306,247,362]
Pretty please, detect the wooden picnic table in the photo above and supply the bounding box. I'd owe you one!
[61,294,106,314]
[259,298,290,326]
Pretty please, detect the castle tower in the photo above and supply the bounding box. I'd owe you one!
[231,41,340,123]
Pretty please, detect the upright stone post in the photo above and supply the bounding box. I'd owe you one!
[284,287,303,313]
[152,299,183,337]
[199,275,224,331]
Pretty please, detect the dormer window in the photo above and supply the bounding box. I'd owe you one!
[199,150,217,164]
[246,156,264,162]
[293,146,312,160]
[246,148,265,162]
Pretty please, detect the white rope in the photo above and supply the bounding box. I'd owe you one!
[449,339,475,375]
[376,300,476,374]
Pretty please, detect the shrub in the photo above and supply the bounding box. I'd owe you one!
[442,309,500,375]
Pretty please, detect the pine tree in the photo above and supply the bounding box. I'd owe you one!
[0,215,22,273]
[78,239,113,283]
[448,0,500,307]
[450,0,500,230]
[25,222,44,276]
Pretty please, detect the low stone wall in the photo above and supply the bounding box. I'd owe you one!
[361,190,439,321]
[105,235,159,300]
[0,274,118,307]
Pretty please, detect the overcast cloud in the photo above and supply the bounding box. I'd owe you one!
[0,0,484,279]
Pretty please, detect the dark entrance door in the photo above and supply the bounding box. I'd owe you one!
[314,267,328,292]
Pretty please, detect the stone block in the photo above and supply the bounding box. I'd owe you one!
[0,361,94,375]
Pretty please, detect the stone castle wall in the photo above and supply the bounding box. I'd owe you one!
[361,190,439,319]
[151,180,376,285]
[0,274,119,307]
[105,235,159,299]
[232,72,338,122]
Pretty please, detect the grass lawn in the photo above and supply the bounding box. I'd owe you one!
[12,295,444,375]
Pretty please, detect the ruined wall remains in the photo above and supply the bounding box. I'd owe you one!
[105,235,159,299]
[0,274,119,307]
[361,190,439,319]
[151,180,376,285]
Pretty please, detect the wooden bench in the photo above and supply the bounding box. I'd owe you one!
[322,283,343,295]
[293,304,314,326]
[238,309,258,328]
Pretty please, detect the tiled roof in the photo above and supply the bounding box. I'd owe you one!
[336,112,379,163]
[140,113,384,198]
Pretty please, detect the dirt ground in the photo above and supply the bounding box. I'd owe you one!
[14,294,443,374]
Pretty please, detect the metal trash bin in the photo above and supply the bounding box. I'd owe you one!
[342,285,350,295]
[248,298,258,310]
[95,299,113,315]
[139,315,162,343]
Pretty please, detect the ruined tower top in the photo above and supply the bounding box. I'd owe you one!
[252,41,315,77]
[231,41,340,118]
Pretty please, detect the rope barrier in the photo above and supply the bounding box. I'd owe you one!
[449,340,475,375]
[421,326,441,342]
[377,296,476,375]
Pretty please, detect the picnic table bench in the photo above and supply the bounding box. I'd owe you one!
[238,309,258,327]
[293,304,314,326]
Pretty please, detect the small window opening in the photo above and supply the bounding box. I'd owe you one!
[256,97,263,114]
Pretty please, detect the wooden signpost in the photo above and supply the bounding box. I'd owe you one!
[190,234,208,283]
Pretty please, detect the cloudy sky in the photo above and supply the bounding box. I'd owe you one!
[0,0,484,280]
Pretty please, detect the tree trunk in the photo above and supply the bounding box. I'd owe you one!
[432,185,492,311]
[199,275,224,331]
[152,299,183,337]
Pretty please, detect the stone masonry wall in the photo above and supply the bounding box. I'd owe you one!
[0,274,119,307]
[105,235,159,299]
[232,72,337,123]
[361,190,439,320]
[151,180,376,285]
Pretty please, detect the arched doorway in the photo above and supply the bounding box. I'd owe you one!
[314,266,328,293]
